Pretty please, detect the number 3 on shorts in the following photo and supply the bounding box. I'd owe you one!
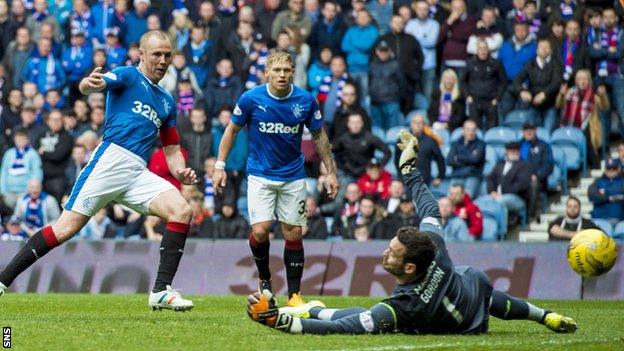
[297,200,305,215]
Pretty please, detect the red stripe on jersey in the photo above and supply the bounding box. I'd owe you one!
[160,127,180,146]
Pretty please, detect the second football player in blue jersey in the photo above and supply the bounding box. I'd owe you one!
[214,51,339,307]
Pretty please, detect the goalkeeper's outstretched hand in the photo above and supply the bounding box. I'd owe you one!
[247,290,279,327]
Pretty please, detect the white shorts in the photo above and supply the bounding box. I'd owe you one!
[64,142,176,217]
[247,175,307,226]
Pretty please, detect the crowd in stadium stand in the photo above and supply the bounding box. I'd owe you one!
[1,0,624,242]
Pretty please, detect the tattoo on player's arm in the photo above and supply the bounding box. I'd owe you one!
[311,129,336,173]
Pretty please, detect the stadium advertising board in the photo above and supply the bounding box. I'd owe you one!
[0,241,621,299]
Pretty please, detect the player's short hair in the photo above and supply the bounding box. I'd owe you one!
[266,51,294,70]
[396,227,436,275]
[139,30,170,49]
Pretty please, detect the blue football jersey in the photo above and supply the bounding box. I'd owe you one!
[231,84,323,181]
[101,66,176,162]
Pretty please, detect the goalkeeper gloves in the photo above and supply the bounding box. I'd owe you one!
[246,290,298,332]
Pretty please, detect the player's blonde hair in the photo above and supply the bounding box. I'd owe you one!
[266,51,295,70]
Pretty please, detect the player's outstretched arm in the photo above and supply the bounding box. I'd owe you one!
[163,144,197,185]
[247,291,396,335]
[311,129,339,199]
[213,122,242,193]
[79,67,107,95]
[397,131,443,236]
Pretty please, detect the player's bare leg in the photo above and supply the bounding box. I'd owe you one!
[147,189,194,311]
[250,221,274,294]
[281,222,306,306]
[0,210,90,296]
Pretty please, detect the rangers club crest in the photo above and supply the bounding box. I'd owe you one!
[162,98,171,115]
[291,104,304,119]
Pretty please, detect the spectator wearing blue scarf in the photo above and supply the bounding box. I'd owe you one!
[13,180,60,238]
[0,130,43,208]
[104,28,128,69]
[21,38,66,94]
[62,31,93,97]
[69,1,95,41]
[91,0,116,46]
[124,0,152,46]
[183,25,215,88]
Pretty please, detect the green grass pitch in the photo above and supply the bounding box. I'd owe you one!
[1,294,623,350]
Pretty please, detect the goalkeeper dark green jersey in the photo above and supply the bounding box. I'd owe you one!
[382,230,492,334]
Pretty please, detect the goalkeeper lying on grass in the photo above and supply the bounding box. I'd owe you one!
[247,130,578,335]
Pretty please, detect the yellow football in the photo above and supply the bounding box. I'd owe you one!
[567,229,618,278]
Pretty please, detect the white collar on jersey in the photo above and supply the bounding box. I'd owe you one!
[266,83,294,100]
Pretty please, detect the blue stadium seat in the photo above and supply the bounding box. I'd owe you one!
[481,216,499,241]
[474,196,508,240]
[450,127,484,143]
[503,109,537,129]
[536,127,550,142]
[550,147,568,194]
[385,126,405,144]
[613,220,624,239]
[515,127,550,142]
[592,218,614,237]
[372,126,385,140]
[483,145,500,176]
[547,164,563,192]
[484,127,517,160]
[431,160,439,179]
[484,126,518,144]
[433,127,450,148]
[386,145,398,178]
[431,159,452,179]
[550,127,587,176]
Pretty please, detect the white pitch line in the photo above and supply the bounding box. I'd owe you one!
[322,336,624,351]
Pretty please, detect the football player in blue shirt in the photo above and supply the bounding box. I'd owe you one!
[0,31,197,312]
[214,51,340,307]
